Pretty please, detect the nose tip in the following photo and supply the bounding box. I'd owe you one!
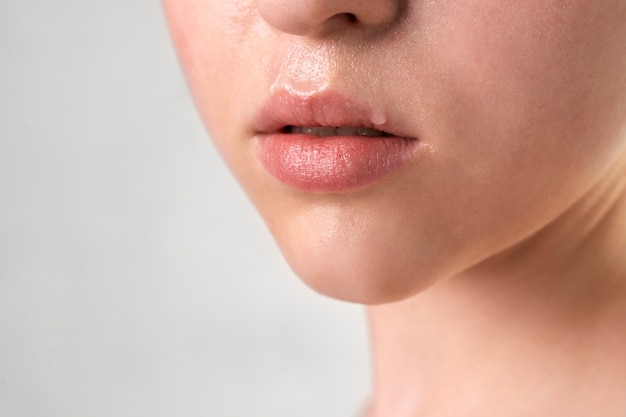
[255,0,401,38]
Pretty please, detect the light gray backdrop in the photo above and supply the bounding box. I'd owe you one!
[0,2,369,416]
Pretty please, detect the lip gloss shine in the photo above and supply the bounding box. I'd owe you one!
[252,90,420,193]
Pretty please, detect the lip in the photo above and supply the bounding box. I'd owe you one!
[252,90,421,193]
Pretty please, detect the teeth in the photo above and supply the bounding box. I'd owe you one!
[289,126,390,137]
[292,126,337,137]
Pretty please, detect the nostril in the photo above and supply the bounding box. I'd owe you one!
[345,13,357,23]
[328,12,358,28]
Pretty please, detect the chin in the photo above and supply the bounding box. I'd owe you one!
[250,183,470,305]
[272,221,447,305]
[298,267,433,305]
[285,247,445,305]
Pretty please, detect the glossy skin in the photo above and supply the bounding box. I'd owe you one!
[164,0,626,304]
[164,1,626,414]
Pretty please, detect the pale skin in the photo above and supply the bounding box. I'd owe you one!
[163,0,626,415]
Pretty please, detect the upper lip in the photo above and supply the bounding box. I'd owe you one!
[252,89,412,138]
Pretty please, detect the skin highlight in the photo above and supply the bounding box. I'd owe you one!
[164,0,626,415]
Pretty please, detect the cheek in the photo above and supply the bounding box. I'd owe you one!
[422,1,626,215]
[164,0,283,200]
[163,0,261,141]
[442,1,626,153]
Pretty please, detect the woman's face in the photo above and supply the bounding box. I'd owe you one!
[164,0,626,304]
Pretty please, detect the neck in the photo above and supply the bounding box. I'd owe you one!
[365,163,626,417]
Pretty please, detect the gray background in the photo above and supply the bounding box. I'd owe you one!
[0,2,369,416]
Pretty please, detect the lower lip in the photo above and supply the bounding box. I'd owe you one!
[254,133,420,193]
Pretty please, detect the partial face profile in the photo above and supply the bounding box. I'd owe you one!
[164,0,626,304]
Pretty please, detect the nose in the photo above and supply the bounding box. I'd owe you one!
[255,0,402,38]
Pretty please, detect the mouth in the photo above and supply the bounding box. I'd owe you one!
[284,125,394,137]
[252,90,421,193]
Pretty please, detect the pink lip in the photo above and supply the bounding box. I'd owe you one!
[252,90,420,193]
